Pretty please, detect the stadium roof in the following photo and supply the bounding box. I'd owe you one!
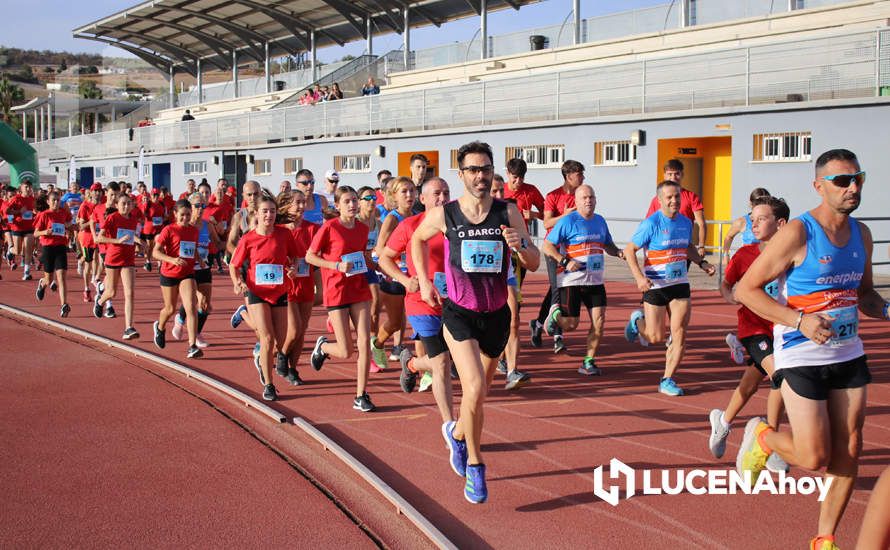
[73,0,539,76]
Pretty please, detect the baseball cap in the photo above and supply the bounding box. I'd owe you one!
[151,188,160,195]
[226,186,236,195]
[324,170,340,182]
[89,183,102,191]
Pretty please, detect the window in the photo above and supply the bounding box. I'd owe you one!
[753,132,812,162]
[594,140,637,166]
[141,163,150,179]
[254,159,271,176]
[334,154,371,173]
[284,157,303,174]
[450,149,459,170]
[505,144,564,168]
[94,167,106,179]
[184,161,207,175]
[112,165,130,178]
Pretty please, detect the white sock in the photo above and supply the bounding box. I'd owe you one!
[720,414,731,428]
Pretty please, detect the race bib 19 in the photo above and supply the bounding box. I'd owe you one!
[342,251,368,277]
[116,228,136,245]
[460,239,503,273]
[51,223,66,236]
[179,241,196,258]
[255,263,283,285]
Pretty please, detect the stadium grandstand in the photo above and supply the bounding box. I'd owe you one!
[8,0,890,267]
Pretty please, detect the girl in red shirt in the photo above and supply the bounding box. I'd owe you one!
[94,194,140,341]
[230,193,299,402]
[306,186,375,412]
[276,189,319,385]
[152,199,202,359]
[6,181,38,279]
[76,185,101,302]
[140,189,166,272]
[33,191,73,316]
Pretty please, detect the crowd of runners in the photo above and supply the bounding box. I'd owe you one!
[1,143,887,548]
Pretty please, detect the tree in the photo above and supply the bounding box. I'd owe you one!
[0,75,25,126]
[78,80,102,100]
[60,59,67,72]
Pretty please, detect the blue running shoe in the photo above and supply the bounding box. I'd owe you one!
[442,421,467,477]
[625,309,643,343]
[659,377,684,396]
[464,464,488,504]
[231,304,247,329]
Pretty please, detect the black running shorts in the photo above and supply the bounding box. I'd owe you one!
[772,355,870,400]
[643,283,691,306]
[442,299,510,359]
[558,284,607,317]
[40,244,68,272]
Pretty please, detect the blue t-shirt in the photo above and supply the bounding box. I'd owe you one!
[546,212,613,287]
[631,210,693,289]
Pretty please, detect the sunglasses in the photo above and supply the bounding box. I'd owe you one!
[296,179,315,185]
[823,171,865,188]
[360,195,376,201]
[460,164,494,175]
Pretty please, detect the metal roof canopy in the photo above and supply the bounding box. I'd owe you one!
[73,0,539,75]
[11,95,146,116]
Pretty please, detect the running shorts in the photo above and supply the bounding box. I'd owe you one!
[643,283,691,306]
[772,355,870,400]
[40,244,68,272]
[407,314,447,358]
[442,299,510,359]
[558,284,606,317]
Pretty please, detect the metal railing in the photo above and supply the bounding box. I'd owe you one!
[33,27,890,161]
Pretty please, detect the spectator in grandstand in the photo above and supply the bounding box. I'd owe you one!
[312,84,324,102]
[328,83,344,101]
[298,90,315,106]
[181,110,195,122]
[137,117,154,127]
[361,77,380,96]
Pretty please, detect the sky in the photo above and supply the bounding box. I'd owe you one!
[0,0,669,64]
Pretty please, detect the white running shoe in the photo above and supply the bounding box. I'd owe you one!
[170,315,184,340]
[725,333,746,365]
[195,334,209,349]
[708,408,731,459]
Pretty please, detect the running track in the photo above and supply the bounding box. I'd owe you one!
[0,261,887,548]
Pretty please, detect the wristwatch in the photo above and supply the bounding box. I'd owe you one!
[560,256,570,268]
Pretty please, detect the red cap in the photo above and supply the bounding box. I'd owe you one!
[151,188,160,195]
[226,186,236,195]
[89,183,102,191]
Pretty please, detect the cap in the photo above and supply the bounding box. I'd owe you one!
[226,186,236,195]
[151,188,160,195]
[89,183,103,191]
[324,170,340,182]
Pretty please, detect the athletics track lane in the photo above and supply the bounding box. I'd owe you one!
[0,261,887,548]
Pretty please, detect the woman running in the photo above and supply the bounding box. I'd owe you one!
[370,176,415,371]
[93,193,140,340]
[76,184,101,303]
[357,186,382,343]
[306,186,375,412]
[276,189,319,385]
[152,199,202,359]
[140,189,166,272]
[229,192,299,401]
[6,181,37,279]
[33,191,73,317]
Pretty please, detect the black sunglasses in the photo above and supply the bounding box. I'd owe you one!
[823,171,865,188]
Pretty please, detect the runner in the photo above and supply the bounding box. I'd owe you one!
[623,179,716,396]
[306,186,375,412]
[379,177,455,420]
[90,182,120,318]
[93,192,140,340]
[59,181,84,271]
[76,183,101,302]
[530,160,586,354]
[33,191,73,317]
[356,186,382,342]
[541,184,624,376]
[151,198,202,359]
[205,182,234,272]
[490,175,531,390]
[371,176,415,371]
[294,169,329,305]
[645,159,707,262]
[140,189,166,272]
[6,180,37,280]
[708,195,789,473]
[412,141,540,504]
[320,170,341,218]
[226,180,261,333]
[229,191,299,401]
[856,466,890,550]
[178,179,196,200]
[277,189,319,385]
[735,149,882,549]
[503,158,545,226]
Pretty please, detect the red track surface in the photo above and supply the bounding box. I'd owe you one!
[1,261,887,548]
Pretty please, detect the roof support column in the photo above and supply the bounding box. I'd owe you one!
[47,97,53,140]
[93,109,99,133]
[403,6,410,69]
[196,58,204,104]
[168,65,176,109]
[264,42,271,94]
[573,0,581,45]
[39,107,44,142]
[679,0,690,27]
[232,50,239,99]
[22,111,26,140]
[311,30,317,81]
[34,108,39,139]
[481,0,488,59]
[366,16,373,56]
[787,0,797,10]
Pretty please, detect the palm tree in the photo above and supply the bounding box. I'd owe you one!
[0,75,25,130]
[78,80,103,132]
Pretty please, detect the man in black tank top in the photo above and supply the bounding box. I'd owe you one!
[411,141,540,504]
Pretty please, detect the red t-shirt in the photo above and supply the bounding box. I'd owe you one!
[724,244,773,338]
[645,188,704,221]
[34,208,73,247]
[178,191,194,200]
[375,189,385,206]
[544,187,576,236]
[77,201,96,248]
[101,212,140,267]
[231,226,299,304]
[155,223,199,278]
[141,202,166,235]
[309,218,371,308]
[162,196,175,222]
[386,213,445,316]
[204,202,233,234]
[285,221,319,303]
[504,183,545,222]
[7,195,36,232]
[91,203,113,253]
